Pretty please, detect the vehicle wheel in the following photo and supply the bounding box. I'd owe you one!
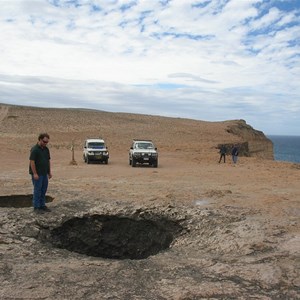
[153,160,158,168]
[105,159,108,164]
[83,155,86,163]
[132,158,136,167]
[87,156,90,164]
[129,158,132,165]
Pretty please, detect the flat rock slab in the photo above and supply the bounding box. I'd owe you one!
[0,199,299,299]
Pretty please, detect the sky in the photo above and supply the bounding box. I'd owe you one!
[0,0,299,135]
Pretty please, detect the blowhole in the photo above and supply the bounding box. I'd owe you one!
[47,214,182,260]
[0,194,54,208]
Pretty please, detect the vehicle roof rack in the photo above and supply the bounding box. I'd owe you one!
[133,139,153,141]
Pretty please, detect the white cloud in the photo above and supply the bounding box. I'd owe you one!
[0,0,299,135]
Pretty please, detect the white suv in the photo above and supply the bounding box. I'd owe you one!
[129,140,158,168]
[83,138,109,164]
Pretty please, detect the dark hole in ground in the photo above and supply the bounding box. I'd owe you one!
[0,194,54,208]
[49,214,182,260]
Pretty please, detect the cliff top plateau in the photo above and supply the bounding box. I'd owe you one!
[0,103,299,299]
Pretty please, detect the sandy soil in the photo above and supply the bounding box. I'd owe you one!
[0,104,299,299]
[1,138,299,223]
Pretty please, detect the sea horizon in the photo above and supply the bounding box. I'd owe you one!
[267,135,300,164]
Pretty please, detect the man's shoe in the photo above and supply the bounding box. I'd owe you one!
[41,206,51,212]
[33,208,45,214]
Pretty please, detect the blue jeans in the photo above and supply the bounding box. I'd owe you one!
[232,155,238,164]
[32,175,48,209]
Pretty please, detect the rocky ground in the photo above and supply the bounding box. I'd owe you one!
[0,104,299,299]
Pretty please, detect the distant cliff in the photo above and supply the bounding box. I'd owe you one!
[222,120,274,160]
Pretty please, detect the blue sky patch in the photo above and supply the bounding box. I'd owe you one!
[1,0,300,135]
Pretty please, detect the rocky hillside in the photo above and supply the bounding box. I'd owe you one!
[0,103,273,159]
[224,119,274,159]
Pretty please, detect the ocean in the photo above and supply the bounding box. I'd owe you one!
[267,135,300,164]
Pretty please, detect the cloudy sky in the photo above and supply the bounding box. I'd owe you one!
[1,0,299,135]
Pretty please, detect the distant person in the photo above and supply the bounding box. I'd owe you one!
[231,145,239,164]
[29,133,52,213]
[218,145,227,163]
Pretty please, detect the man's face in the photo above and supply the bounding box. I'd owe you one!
[39,137,49,147]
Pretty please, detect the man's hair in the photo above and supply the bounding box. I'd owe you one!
[38,133,50,140]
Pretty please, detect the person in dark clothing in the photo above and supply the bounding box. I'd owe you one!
[231,145,239,164]
[29,133,52,213]
[219,145,227,163]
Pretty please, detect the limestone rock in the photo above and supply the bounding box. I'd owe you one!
[0,200,299,299]
[225,119,274,159]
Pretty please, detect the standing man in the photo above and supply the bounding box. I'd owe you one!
[29,133,52,213]
[218,145,227,163]
[231,145,239,164]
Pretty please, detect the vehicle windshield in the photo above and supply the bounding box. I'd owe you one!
[88,142,105,149]
[135,142,154,149]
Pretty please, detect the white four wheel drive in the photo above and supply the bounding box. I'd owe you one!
[83,138,109,164]
[129,140,158,168]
